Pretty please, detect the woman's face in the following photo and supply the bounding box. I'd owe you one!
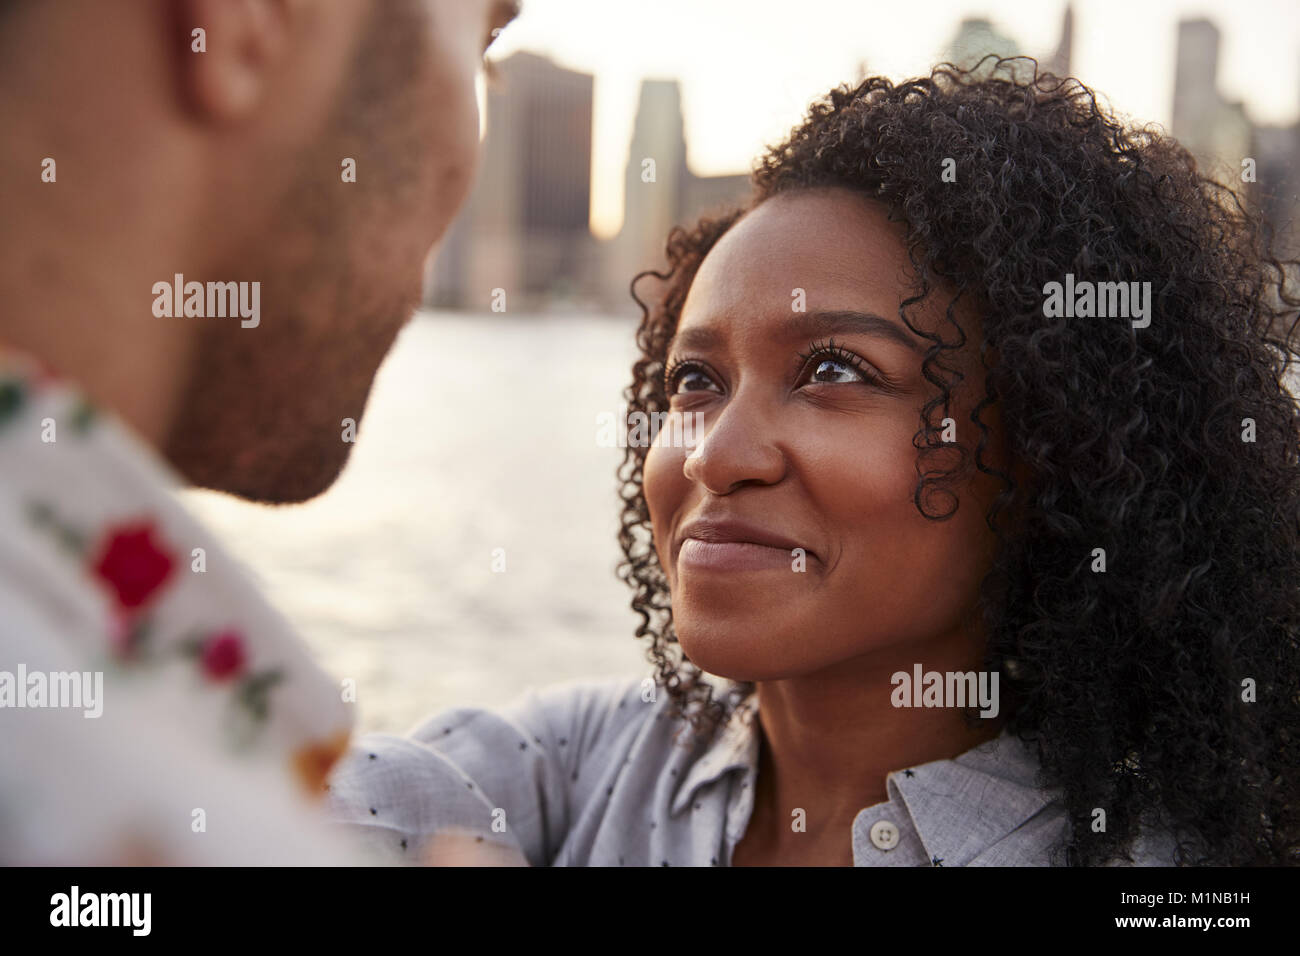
[643,188,1009,681]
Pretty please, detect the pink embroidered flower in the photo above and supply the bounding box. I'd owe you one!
[90,521,175,611]
[200,631,247,681]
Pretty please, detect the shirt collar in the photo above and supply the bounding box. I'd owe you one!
[670,689,758,815]
[669,686,1058,861]
[885,730,1059,866]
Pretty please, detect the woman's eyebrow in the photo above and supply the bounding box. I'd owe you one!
[665,325,724,356]
[666,311,924,357]
[787,310,925,353]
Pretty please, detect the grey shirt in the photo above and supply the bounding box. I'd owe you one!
[325,674,1178,866]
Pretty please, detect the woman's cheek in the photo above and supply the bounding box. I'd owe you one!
[642,443,683,577]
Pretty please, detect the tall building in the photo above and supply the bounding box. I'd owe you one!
[606,78,750,310]
[1171,18,1298,257]
[608,79,690,308]
[943,4,1072,83]
[944,16,1026,80]
[1171,19,1253,187]
[427,53,596,310]
[1042,4,1074,79]
[1253,124,1300,259]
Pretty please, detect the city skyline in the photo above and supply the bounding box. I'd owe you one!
[487,0,1300,239]
[431,5,1300,314]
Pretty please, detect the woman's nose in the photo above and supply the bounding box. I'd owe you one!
[681,391,787,495]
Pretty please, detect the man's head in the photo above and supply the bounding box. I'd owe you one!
[0,0,519,502]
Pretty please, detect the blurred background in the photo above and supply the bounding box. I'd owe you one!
[185,0,1300,734]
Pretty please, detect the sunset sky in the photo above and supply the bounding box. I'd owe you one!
[485,0,1300,238]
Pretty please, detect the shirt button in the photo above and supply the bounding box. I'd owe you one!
[869,820,900,850]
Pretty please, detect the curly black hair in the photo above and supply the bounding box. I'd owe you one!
[617,57,1300,866]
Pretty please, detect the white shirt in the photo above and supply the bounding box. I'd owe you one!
[0,347,359,864]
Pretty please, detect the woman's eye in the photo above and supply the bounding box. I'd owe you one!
[669,366,720,394]
[808,358,865,384]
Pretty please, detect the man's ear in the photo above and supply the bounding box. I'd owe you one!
[178,0,298,121]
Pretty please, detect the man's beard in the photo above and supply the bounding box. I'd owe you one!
[161,272,416,504]
[162,0,427,504]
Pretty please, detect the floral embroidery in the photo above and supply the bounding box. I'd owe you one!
[177,630,286,746]
[26,509,167,659]
[293,730,352,797]
[198,630,247,682]
[90,521,176,611]
[232,668,284,724]
[25,501,85,555]
[0,379,23,431]
[28,501,291,747]
[68,398,96,435]
[0,360,92,436]
[109,611,156,660]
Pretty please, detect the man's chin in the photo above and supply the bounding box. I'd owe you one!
[165,431,354,505]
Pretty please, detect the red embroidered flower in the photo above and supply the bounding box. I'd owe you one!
[90,521,176,610]
[200,631,247,681]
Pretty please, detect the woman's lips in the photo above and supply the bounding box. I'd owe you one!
[678,538,800,572]
[673,517,815,573]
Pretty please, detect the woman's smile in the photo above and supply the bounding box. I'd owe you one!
[675,514,819,573]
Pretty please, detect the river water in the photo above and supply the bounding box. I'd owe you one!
[183,311,651,735]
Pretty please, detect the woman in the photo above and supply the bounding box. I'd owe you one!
[325,60,1300,866]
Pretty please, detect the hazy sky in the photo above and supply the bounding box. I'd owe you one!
[487,0,1300,237]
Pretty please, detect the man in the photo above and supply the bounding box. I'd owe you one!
[0,0,521,863]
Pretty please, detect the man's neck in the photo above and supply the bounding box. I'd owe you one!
[0,133,202,452]
[0,249,198,450]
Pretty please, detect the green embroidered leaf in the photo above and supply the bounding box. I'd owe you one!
[119,616,154,660]
[56,525,86,554]
[69,399,96,434]
[0,380,22,428]
[23,500,87,556]
[175,631,209,659]
[237,668,285,723]
[24,500,53,527]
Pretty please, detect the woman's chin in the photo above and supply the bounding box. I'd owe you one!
[676,625,803,684]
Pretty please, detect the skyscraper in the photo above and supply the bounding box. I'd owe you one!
[428,53,595,310]
[607,78,750,310]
